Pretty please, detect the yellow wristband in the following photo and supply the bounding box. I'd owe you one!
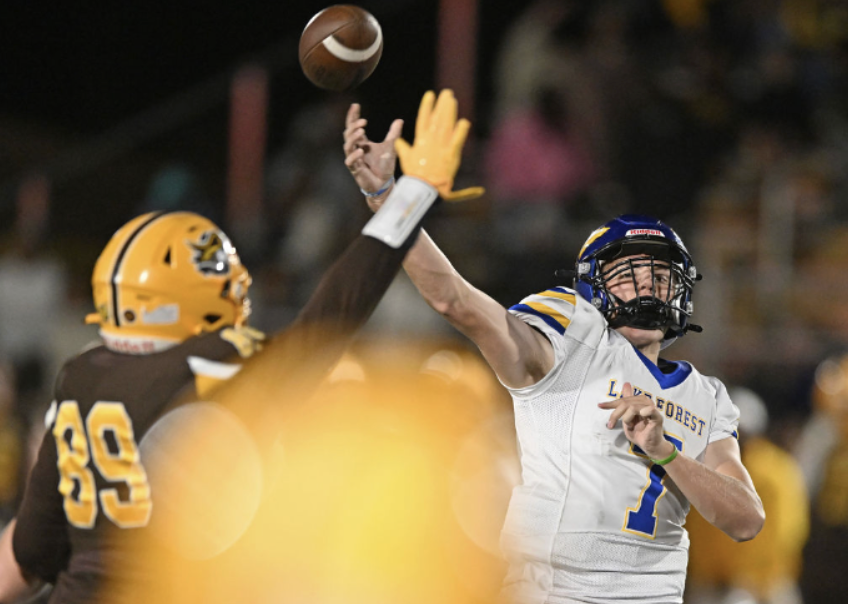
[651,446,678,466]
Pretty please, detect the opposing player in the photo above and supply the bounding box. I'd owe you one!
[344,102,765,603]
[0,88,477,604]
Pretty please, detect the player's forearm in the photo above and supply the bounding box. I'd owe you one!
[223,206,425,444]
[402,230,505,339]
[291,176,433,336]
[0,521,41,604]
[664,454,765,542]
[402,229,470,316]
[292,234,409,335]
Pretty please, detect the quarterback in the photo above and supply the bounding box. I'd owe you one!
[0,88,477,604]
[344,102,765,603]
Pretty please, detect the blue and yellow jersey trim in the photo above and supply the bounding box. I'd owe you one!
[509,287,577,336]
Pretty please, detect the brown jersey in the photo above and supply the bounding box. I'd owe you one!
[13,330,249,602]
[12,233,414,603]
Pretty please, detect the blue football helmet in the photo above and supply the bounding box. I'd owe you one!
[572,214,701,343]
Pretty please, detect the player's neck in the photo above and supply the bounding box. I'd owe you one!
[633,341,661,365]
[616,326,663,364]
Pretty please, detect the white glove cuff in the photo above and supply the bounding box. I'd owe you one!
[361,176,437,248]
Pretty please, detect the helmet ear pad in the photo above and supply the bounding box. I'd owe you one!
[575,257,609,312]
[89,212,252,350]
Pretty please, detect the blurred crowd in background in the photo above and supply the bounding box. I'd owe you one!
[1,1,848,602]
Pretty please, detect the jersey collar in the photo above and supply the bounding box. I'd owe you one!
[101,331,179,355]
[632,345,692,389]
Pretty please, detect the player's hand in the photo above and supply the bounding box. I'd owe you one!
[597,382,674,460]
[395,89,485,202]
[343,103,403,212]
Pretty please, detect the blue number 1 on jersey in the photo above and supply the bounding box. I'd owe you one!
[623,434,684,538]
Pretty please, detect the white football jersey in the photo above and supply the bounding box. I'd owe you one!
[500,286,739,604]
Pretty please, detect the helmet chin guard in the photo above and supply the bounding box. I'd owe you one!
[607,295,677,332]
[570,215,702,346]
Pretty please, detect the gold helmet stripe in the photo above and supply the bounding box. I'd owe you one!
[110,211,169,327]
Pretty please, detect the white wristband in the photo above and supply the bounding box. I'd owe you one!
[361,176,437,248]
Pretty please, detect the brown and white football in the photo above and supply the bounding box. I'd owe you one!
[298,5,383,92]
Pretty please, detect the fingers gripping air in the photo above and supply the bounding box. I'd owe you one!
[394,90,485,202]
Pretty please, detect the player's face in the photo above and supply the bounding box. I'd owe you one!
[602,255,672,303]
[602,254,671,352]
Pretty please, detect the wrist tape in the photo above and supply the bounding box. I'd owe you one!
[361,176,437,248]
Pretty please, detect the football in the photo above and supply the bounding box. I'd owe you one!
[298,5,383,92]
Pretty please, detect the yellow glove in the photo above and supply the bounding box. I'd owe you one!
[394,89,485,202]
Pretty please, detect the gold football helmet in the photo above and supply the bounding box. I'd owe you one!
[86,212,252,352]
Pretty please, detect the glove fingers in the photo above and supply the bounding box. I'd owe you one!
[415,91,435,141]
[449,118,471,160]
[433,89,457,143]
[400,89,480,197]
[394,137,412,164]
[442,186,486,203]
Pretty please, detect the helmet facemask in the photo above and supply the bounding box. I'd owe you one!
[576,239,700,341]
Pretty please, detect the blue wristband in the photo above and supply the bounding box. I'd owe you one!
[361,175,395,197]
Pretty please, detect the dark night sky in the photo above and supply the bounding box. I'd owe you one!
[0,1,522,248]
[0,1,520,132]
[0,1,398,130]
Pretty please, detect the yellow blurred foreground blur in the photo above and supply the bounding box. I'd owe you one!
[112,338,517,604]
